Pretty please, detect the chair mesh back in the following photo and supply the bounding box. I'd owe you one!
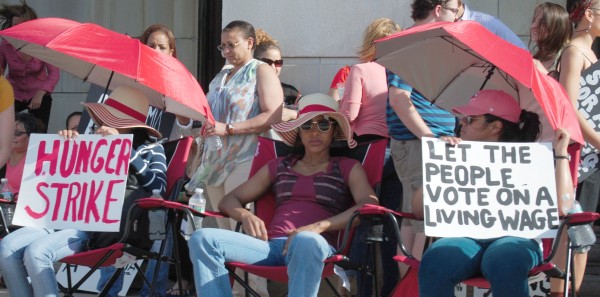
[163,137,193,199]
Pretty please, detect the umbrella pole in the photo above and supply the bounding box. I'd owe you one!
[103,71,115,97]
[479,66,496,91]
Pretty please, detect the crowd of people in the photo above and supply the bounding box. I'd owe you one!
[0,0,598,297]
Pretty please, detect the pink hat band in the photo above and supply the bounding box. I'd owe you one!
[104,97,147,123]
[298,104,336,115]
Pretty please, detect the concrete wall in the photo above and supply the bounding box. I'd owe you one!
[2,0,199,133]
[223,0,566,97]
[2,0,568,132]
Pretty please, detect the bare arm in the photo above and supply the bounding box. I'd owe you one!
[559,48,600,150]
[553,128,575,216]
[389,85,434,139]
[206,64,283,136]
[218,164,273,240]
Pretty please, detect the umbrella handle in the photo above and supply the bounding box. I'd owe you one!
[102,71,115,98]
[479,65,496,91]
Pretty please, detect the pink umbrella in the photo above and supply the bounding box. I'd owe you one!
[0,17,214,124]
[374,20,582,145]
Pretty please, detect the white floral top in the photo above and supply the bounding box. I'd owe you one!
[187,59,264,188]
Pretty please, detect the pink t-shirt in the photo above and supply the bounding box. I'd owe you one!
[339,62,389,138]
[6,156,25,200]
[267,155,358,246]
[0,40,60,102]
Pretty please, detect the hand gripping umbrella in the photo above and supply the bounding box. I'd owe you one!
[0,17,214,124]
[374,20,582,145]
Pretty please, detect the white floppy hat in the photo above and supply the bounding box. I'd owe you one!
[272,93,356,148]
[82,86,162,138]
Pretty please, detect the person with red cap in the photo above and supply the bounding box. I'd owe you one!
[418,89,575,297]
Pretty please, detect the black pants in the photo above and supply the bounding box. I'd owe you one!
[14,93,53,133]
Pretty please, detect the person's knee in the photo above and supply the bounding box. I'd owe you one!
[287,231,329,260]
[188,228,220,256]
[482,243,537,277]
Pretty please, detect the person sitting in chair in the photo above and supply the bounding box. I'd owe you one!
[188,93,379,297]
[418,90,575,297]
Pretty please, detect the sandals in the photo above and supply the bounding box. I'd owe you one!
[166,288,195,297]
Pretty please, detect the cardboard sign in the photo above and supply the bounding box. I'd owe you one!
[56,260,143,295]
[12,134,132,231]
[422,138,559,239]
[577,61,600,182]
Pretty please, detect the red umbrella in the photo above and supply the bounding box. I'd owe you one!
[0,17,214,124]
[374,20,582,145]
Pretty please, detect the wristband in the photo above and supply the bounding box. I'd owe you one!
[554,155,570,161]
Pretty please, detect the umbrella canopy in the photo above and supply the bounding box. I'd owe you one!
[374,20,582,144]
[0,18,214,124]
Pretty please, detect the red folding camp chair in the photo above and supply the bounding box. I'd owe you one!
[350,204,600,297]
[58,136,193,297]
[224,136,388,297]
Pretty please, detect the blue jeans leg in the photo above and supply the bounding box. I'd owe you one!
[481,237,542,297]
[0,227,89,297]
[98,266,125,297]
[189,228,286,297]
[140,229,174,297]
[0,227,52,297]
[286,231,335,297]
[419,237,484,297]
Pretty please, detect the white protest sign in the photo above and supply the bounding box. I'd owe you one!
[13,134,132,231]
[422,137,559,239]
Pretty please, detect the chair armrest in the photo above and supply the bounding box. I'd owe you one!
[564,212,600,226]
[135,197,223,218]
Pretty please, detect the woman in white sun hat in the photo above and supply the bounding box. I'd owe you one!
[0,86,167,297]
[188,93,376,297]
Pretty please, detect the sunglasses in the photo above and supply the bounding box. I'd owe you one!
[14,131,28,137]
[217,39,247,52]
[259,58,284,67]
[299,120,335,132]
[464,115,484,125]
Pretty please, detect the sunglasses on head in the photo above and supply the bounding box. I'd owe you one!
[299,120,335,132]
[260,58,284,67]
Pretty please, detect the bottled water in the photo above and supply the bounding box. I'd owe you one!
[567,200,596,254]
[148,189,167,240]
[181,188,206,240]
[0,178,15,226]
[204,135,222,151]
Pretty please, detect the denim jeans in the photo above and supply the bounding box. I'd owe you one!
[188,228,334,297]
[419,236,542,297]
[98,230,174,297]
[0,226,89,297]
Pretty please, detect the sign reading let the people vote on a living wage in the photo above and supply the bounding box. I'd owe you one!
[422,137,558,239]
[12,134,132,232]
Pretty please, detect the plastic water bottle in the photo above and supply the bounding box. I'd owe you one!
[567,200,596,254]
[204,135,222,151]
[188,188,206,228]
[181,188,206,240]
[148,189,167,240]
[0,179,15,226]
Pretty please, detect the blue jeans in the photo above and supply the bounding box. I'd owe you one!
[98,230,174,297]
[188,228,334,297]
[0,226,89,297]
[419,237,542,297]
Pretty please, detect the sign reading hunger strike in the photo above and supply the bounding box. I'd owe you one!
[422,137,558,239]
[578,61,600,182]
[12,134,132,232]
